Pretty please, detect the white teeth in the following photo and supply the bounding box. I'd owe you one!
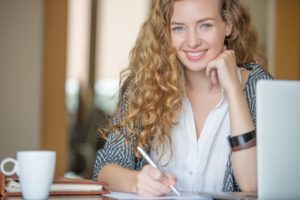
[188,52,201,57]
[186,50,207,57]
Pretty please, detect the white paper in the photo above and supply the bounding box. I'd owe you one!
[104,191,212,200]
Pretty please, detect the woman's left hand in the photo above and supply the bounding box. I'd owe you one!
[205,47,242,95]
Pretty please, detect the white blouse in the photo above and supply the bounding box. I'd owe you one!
[150,69,243,192]
[150,90,231,192]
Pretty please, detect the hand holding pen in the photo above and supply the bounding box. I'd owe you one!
[137,146,181,196]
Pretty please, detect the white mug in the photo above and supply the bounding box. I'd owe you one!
[0,151,56,199]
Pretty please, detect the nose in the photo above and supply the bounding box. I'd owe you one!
[187,29,200,48]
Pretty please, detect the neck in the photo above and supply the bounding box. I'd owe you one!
[185,69,221,94]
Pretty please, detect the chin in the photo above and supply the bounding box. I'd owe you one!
[183,62,208,72]
[184,66,207,72]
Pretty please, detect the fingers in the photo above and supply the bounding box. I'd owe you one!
[165,174,177,186]
[206,61,219,85]
[211,69,218,85]
[136,165,173,196]
[137,175,170,196]
[206,49,237,87]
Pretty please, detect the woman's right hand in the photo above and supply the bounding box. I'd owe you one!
[134,164,177,196]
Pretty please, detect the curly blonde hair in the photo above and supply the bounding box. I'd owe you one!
[100,0,266,156]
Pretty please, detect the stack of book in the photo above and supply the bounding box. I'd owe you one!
[0,173,109,197]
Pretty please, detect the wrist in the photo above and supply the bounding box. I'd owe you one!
[225,84,243,98]
[227,129,256,152]
[225,85,248,110]
[131,175,138,194]
[132,184,138,194]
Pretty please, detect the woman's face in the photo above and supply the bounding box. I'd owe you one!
[170,0,231,72]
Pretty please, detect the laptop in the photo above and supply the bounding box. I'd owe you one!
[257,80,300,199]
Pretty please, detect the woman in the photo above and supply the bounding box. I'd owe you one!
[93,0,272,196]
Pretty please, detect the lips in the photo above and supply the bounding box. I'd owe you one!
[185,49,208,61]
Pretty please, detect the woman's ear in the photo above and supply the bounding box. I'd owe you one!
[225,22,232,36]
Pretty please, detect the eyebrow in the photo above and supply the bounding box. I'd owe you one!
[170,17,215,25]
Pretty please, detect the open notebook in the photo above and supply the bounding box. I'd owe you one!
[0,172,109,197]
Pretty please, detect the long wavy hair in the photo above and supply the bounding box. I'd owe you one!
[99,0,266,157]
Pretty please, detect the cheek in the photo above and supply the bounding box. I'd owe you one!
[171,34,184,51]
[206,32,226,51]
[206,31,225,43]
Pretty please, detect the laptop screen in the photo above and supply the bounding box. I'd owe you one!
[257,80,300,199]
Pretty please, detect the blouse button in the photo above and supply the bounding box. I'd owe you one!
[188,170,193,175]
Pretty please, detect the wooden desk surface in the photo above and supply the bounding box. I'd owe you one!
[1,196,108,200]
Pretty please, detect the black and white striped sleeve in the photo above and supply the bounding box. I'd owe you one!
[92,87,146,180]
[92,129,137,180]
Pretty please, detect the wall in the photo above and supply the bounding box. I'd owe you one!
[95,0,149,80]
[244,0,267,50]
[94,0,150,114]
[244,0,276,75]
[0,0,44,160]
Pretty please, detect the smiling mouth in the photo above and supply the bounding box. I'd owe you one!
[185,49,208,60]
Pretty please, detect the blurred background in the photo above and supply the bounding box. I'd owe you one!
[0,0,299,178]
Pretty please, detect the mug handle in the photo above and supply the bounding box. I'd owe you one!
[0,158,18,176]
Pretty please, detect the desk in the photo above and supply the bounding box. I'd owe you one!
[201,192,257,200]
[1,196,109,200]
[1,192,257,200]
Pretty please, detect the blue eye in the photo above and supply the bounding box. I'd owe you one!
[171,26,184,33]
[200,23,212,30]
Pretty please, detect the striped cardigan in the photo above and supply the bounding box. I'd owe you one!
[93,63,272,192]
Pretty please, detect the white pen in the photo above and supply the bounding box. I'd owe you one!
[137,146,181,196]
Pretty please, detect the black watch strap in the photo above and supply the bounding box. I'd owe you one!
[227,129,256,150]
